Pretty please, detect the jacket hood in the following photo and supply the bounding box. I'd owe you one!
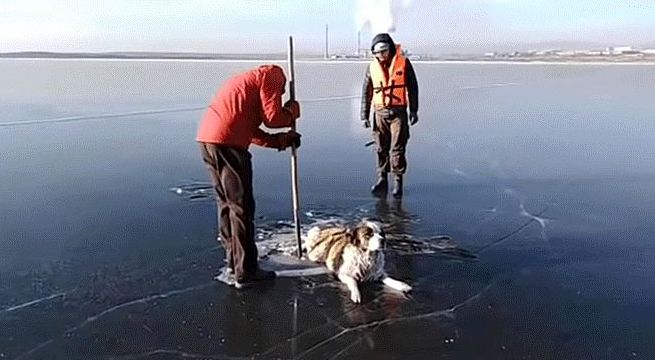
[370,33,396,57]
[257,65,286,92]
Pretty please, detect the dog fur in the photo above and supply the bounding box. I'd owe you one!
[304,220,412,303]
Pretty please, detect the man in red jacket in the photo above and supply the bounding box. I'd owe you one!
[197,64,301,288]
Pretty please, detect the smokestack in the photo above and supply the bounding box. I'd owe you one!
[324,24,329,59]
[357,31,361,56]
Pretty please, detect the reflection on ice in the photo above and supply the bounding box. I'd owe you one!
[170,180,557,263]
[171,181,478,263]
[169,182,214,201]
[389,235,478,259]
[253,201,476,263]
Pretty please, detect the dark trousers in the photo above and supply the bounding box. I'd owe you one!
[374,107,409,175]
[199,143,258,279]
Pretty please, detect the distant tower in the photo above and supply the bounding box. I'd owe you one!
[324,24,329,59]
[357,31,361,56]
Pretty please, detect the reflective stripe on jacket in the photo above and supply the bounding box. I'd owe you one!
[369,45,408,107]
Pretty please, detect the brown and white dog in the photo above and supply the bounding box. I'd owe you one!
[304,220,412,303]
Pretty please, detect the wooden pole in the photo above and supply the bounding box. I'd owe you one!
[287,36,302,259]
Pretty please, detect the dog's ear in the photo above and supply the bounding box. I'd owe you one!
[346,228,359,246]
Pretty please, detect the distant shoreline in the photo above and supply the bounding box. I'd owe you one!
[3,58,655,66]
[2,52,655,65]
[0,52,292,61]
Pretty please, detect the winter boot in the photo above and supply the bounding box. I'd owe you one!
[392,175,403,199]
[370,173,388,197]
[214,267,236,286]
[234,268,276,289]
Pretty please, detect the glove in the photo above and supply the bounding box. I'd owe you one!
[362,119,371,128]
[284,100,301,119]
[276,130,301,150]
[409,112,418,126]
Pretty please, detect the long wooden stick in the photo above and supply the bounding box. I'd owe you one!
[287,36,302,259]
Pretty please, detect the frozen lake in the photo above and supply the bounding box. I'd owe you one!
[1,59,655,359]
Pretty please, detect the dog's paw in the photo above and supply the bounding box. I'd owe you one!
[350,289,362,303]
[397,282,412,293]
[383,277,413,293]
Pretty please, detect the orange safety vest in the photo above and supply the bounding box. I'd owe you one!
[369,45,407,107]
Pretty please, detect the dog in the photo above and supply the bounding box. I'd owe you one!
[304,220,412,303]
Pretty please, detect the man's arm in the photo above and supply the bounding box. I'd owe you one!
[405,59,419,114]
[360,67,374,124]
[251,128,279,148]
[251,128,301,150]
[260,71,295,128]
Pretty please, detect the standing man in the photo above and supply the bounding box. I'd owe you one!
[361,33,419,198]
[197,64,301,288]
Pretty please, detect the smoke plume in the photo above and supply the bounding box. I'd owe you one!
[356,0,413,34]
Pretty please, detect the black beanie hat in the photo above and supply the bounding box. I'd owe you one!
[370,33,396,57]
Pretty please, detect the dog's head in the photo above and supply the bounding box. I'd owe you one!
[351,220,385,252]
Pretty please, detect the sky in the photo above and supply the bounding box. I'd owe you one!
[2,0,655,55]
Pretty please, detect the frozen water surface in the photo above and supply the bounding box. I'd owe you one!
[1,60,655,359]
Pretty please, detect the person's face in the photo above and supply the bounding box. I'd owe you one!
[373,48,390,63]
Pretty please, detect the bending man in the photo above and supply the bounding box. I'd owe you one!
[197,65,301,288]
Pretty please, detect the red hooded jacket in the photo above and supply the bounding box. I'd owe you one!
[196,65,294,149]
